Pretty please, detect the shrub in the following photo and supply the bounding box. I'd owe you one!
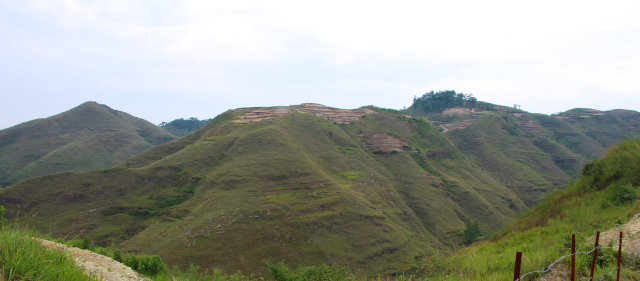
[112,248,122,262]
[123,253,167,277]
[463,220,482,245]
[81,236,91,250]
[611,183,637,206]
[265,261,354,281]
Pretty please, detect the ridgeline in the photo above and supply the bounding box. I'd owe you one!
[1,96,639,278]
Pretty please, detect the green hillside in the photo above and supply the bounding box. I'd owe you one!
[557,108,640,148]
[406,92,640,205]
[0,102,176,187]
[419,137,640,280]
[0,104,528,277]
[1,100,638,278]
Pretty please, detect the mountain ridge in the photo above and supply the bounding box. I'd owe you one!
[1,100,639,277]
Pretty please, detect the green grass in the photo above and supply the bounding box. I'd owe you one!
[558,108,640,148]
[336,146,355,154]
[416,138,640,280]
[0,101,176,187]
[0,107,537,276]
[2,103,637,277]
[0,226,99,280]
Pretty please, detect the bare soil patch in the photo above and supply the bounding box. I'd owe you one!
[355,133,414,152]
[538,215,640,280]
[427,108,485,132]
[232,103,377,124]
[517,120,541,132]
[442,108,475,116]
[585,214,640,257]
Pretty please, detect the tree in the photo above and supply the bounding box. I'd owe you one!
[463,220,481,244]
[410,90,479,113]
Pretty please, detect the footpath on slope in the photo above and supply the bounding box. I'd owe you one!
[37,239,149,281]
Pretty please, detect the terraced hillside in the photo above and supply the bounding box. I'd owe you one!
[407,97,640,206]
[0,104,527,277]
[0,102,176,187]
[557,108,640,148]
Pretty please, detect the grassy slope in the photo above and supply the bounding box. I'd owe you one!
[0,108,526,277]
[558,108,640,148]
[407,105,639,207]
[0,102,176,187]
[446,113,570,206]
[420,138,640,280]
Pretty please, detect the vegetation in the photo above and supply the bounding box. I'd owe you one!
[462,220,481,245]
[0,100,639,277]
[0,219,415,280]
[159,117,211,137]
[266,262,355,281]
[0,226,99,280]
[0,101,176,187]
[417,138,640,280]
[0,107,526,276]
[409,90,477,113]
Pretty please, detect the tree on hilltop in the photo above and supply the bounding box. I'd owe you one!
[410,90,478,113]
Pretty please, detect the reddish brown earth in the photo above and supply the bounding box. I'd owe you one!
[355,133,415,152]
[517,120,541,132]
[232,103,378,124]
[427,108,485,133]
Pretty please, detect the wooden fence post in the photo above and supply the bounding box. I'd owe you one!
[571,234,575,281]
[617,231,622,281]
[590,231,600,280]
[513,251,522,281]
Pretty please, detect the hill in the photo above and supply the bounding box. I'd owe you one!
[1,100,638,277]
[0,102,176,187]
[0,103,529,277]
[418,137,640,280]
[406,92,640,205]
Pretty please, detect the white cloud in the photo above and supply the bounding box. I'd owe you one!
[0,0,639,129]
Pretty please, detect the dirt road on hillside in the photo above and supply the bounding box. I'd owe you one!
[38,239,149,281]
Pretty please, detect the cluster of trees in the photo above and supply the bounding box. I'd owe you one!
[411,90,478,113]
[159,117,211,137]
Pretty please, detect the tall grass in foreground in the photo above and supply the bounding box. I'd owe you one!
[0,225,99,281]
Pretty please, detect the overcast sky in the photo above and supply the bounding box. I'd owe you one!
[1,0,639,130]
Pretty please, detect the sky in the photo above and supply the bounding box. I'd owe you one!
[1,0,639,130]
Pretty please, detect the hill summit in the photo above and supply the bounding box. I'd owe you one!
[0,102,176,187]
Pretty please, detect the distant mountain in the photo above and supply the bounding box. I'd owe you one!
[0,102,176,187]
[159,117,211,137]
